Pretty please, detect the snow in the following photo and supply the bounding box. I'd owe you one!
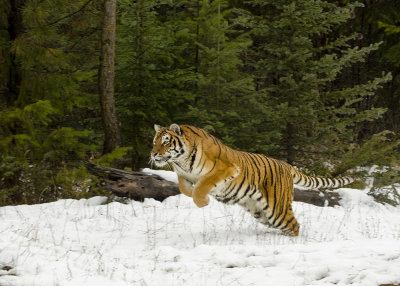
[142,168,179,184]
[1,170,400,286]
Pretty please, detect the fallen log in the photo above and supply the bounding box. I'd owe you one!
[86,163,341,207]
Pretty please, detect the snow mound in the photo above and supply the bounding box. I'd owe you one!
[337,188,376,208]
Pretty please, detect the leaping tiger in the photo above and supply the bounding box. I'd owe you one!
[150,123,354,236]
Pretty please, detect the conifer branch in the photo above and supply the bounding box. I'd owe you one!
[47,0,94,26]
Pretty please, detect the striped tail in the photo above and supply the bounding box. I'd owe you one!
[291,168,354,189]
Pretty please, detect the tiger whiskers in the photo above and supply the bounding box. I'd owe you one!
[149,158,155,169]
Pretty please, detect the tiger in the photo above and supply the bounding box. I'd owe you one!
[150,123,354,236]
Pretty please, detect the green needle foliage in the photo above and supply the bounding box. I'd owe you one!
[0,0,104,205]
[242,0,392,172]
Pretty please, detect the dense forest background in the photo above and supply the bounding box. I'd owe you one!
[1,0,400,206]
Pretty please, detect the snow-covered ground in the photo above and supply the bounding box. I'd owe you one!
[1,170,400,286]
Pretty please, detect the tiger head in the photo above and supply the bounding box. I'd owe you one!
[150,123,187,167]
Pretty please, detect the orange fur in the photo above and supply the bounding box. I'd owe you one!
[151,124,353,236]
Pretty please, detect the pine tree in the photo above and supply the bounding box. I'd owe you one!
[243,0,391,172]
[115,0,197,169]
[0,0,103,205]
[181,0,255,147]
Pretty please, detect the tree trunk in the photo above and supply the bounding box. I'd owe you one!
[131,0,143,170]
[99,0,121,154]
[86,163,180,201]
[6,0,25,106]
[86,163,341,207]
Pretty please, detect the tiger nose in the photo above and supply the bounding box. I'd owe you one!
[151,152,157,157]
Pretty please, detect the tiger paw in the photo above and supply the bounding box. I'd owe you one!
[193,196,209,208]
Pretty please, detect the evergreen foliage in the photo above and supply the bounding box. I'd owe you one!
[369,167,400,206]
[334,131,400,176]
[181,0,254,147]
[243,0,392,171]
[0,0,104,205]
[115,0,198,169]
[96,146,132,167]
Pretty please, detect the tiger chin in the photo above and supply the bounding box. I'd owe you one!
[150,123,354,236]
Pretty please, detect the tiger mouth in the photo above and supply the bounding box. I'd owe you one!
[153,157,168,167]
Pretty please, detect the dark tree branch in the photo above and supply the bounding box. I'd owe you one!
[47,0,94,26]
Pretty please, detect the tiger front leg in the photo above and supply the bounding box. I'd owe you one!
[192,162,237,208]
[178,175,194,197]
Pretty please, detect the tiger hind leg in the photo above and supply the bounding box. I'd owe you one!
[259,180,300,236]
[240,197,300,236]
[255,205,299,236]
[269,206,300,236]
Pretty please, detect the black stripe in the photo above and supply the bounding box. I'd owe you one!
[280,215,295,230]
[233,186,251,204]
[255,154,267,180]
[234,167,248,196]
[274,212,286,228]
[186,141,197,162]
[177,137,183,149]
[279,165,287,215]
[216,141,222,159]
[275,162,285,220]
[174,152,184,159]
[248,187,258,199]
[200,129,209,137]
[198,158,207,174]
[189,146,197,171]
[311,177,317,188]
[248,153,261,184]
[314,177,320,188]
[225,170,247,202]
[195,150,204,170]
[262,157,274,204]
[172,138,185,159]
[305,175,312,188]
[315,177,321,189]
[270,160,279,217]
[245,154,256,186]
[222,182,236,203]
[256,154,269,201]
[186,126,202,137]
[206,160,217,174]
[263,156,274,186]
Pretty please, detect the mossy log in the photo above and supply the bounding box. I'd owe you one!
[86,163,341,207]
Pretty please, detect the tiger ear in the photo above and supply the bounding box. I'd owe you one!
[154,124,161,132]
[169,123,182,135]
